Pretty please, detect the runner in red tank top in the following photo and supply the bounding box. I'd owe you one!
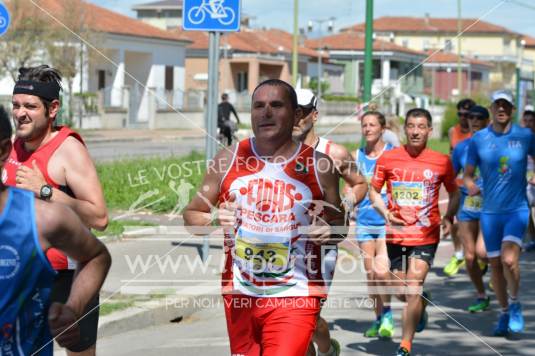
[294,89,367,356]
[184,80,347,356]
[2,65,108,356]
[370,108,460,356]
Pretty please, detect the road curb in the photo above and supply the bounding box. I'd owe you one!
[97,294,220,339]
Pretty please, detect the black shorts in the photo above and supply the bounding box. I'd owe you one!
[50,270,100,352]
[387,243,438,272]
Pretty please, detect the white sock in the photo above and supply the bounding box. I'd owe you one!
[454,250,464,260]
[509,296,518,304]
[318,344,334,356]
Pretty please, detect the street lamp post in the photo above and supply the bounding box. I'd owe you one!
[308,17,335,107]
[516,38,527,122]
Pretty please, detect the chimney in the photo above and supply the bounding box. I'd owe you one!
[424,13,430,26]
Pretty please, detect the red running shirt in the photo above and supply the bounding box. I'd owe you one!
[371,146,457,246]
[3,126,85,270]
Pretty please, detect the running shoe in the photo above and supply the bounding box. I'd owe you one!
[477,259,488,276]
[379,310,394,338]
[493,312,510,336]
[416,291,430,333]
[330,338,341,356]
[509,302,524,333]
[524,240,535,251]
[364,319,381,337]
[468,297,490,313]
[395,347,410,356]
[443,256,465,277]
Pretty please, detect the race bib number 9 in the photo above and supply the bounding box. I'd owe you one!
[463,195,482,212]
[392,181,424,207]
[235,231,290,273]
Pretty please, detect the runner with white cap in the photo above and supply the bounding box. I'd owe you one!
[464,89,535,336]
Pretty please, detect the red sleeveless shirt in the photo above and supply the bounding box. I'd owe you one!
[3,126,85,270]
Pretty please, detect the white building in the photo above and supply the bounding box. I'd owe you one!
[1,0,191,128]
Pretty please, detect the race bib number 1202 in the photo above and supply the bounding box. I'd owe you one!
[392,181,425,207]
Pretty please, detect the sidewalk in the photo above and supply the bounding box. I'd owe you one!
[80,123,362,144]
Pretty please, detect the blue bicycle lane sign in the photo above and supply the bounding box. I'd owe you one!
[183,0,241,32]
[0,2,10,36]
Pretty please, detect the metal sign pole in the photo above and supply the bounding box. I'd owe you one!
[202,31,221,262]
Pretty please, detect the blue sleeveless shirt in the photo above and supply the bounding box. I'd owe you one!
[355,144,393,226]
[0,187,55,355]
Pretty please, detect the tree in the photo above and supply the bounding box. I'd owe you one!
[0,0,52,81]
[46,0,102,125]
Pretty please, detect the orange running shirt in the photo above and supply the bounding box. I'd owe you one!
[449,123,472,151]
[371,146,457,246]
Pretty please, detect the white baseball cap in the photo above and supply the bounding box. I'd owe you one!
[296,89,317,109]
[491,89,514,105]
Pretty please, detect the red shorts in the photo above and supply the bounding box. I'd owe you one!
[223,294,321,356]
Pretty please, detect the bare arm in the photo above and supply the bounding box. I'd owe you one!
[37,200,111,317]
[463,164,480,196]
[183,146,235,234]
[329,143,367,205]
[17,137,108,230]
[315,152,347,244]
[441,188,460,237]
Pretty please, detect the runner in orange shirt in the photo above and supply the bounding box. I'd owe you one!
[370,108,460,356]
[444,98,475,277]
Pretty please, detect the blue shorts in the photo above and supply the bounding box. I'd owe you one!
[456,194,482,222]
[480,208,529,258]
[356,225,386,242]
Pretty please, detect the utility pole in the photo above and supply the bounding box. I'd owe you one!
[516,39,526,122]
[363,0,374,104]
[292,0,299,85]
[457,0,462,97]
[308,18,335,107]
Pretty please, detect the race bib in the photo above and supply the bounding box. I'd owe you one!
[235,229,291,274]
[392,182,424,207]
[463,195,482,212]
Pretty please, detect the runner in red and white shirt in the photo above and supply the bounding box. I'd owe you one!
[293,89,367,356]
[2,65,108,355]
[369,108,460,356]
[184,80,346,356]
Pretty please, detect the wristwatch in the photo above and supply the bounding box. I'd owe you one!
[39,184,53,201]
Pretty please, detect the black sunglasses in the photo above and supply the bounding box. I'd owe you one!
[457,111,469,117]
[468,115,487,120]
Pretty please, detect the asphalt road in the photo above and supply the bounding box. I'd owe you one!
[91,235,535,356]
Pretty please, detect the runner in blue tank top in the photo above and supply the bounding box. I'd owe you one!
[451,105,490,314]
[0,107,111,354]
[465,90,535,336]
[355,111,395,339]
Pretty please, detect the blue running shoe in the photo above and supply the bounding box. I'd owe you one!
[493,312,509,336]
[416,310,428,333]
[509,302,524,333]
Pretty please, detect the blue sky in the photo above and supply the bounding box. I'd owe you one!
[90,0,535,37]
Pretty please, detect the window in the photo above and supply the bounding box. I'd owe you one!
[402,39,409,48]
[165,66,174,91]
[97,70,106,90]
[237,72,248,92]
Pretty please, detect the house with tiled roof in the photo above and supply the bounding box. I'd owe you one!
[342,16,533,95]
[306,31,427,114]
[422,50,493,101]
[175,28,339,105]
[1,0,191,128]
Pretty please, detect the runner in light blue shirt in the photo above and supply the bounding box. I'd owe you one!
[465,90,535,336]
